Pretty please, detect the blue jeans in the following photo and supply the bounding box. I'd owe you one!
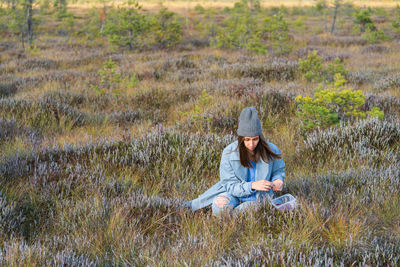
[211,192,272,216]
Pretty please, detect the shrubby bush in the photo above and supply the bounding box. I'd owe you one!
[353,9,376,32]
[260,12,292,54]
[299,50,323,81]
[214,1,291,54]
[299,51,347,82]
[352,9,390,44]
[104,2,182,50]
[392,11,400,33]
[295,74,384,131]
[362,27,391,44]
[215,0,266,54]
[104,1,149,50]
[149,7,183,49]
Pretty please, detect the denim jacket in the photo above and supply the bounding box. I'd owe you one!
[189,140,285,211]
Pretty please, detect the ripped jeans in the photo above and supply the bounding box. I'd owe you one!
[211,191,273,216]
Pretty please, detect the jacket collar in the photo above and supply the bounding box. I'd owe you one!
[229,149,269,181]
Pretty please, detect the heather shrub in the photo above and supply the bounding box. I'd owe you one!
[211,77,263,97]
[0,82,18,98]
[372,74,400,92]
[361,44,390,54]
[297,46,324,59]
[108,110,143,126]
[0,190,25,239]
[295,74,384,131]
[302,117,400,165]
[0,98,88,134]
[0,130,235,198]
[228,58,298,81]
[18,58,58,71]
[0,118,39,144]
[363,93,400,116]
[307,35,368,47]
[345,69,378,85]
[211,227,400,266]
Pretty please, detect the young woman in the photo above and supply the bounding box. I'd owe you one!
[185,107,285,216]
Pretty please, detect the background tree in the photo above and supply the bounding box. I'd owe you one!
[330,0,342,33]
[25,0,33,48]
[6,0,36,48]
[104,1,149,50]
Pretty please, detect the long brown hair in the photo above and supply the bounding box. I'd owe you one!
[238,135,282,168]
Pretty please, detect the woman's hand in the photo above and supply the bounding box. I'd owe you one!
[251,180,273,191]
[271,179,283,192]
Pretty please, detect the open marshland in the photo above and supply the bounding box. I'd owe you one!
[0,0,399,265]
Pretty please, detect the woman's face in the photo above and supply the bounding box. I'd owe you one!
[243,136,259,152]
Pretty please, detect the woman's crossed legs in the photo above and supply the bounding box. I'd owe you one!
[212,192,261,216]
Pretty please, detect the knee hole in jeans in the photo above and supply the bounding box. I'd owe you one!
[215,195,230,208]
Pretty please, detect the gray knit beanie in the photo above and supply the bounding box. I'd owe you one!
[237,107,262,136]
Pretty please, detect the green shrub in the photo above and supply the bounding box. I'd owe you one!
[362,27,391,44]
[214,1,292,54]
[295,74,384,131]
[79,9,102,40]
[90,58,137,97]
[194,4,205,14]
[327,58,347,79]
[104,1,150,50]
[54,0,71,19]
[260,12,292,54]
[179,89,213,132]
[90,58,122,97]
[392,10,400,33]
[299,50,323,82]
[214,0,267,54]
[353,10,375,32]
[149,8,183,49]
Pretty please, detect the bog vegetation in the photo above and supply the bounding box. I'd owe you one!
[0,0,399,265]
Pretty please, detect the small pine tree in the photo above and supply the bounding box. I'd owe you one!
[104,1,149,50]
[261,12,292,54]
[150,7,183,49]
[295,74,384,131]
